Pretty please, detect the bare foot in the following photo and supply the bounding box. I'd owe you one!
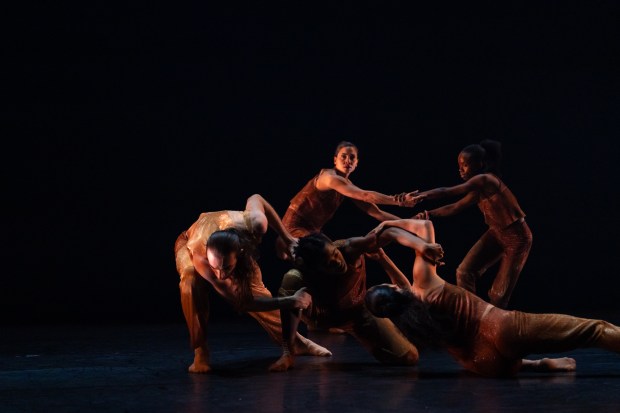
[269,354,295,372]
[188,347,212,374]
[521,357,576,373]
[188,361,212,373]
[538,357,577,372]
[294,335,332,357]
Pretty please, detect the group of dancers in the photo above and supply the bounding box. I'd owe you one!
[174,140,620,377]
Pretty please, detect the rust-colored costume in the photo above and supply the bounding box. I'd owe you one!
[457,176,532,309]
[425,282,620,377]
[280,241,418,364]
[282,169,345,237]
[174,211,283,349]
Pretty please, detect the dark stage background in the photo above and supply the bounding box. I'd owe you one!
[5,2,620,325]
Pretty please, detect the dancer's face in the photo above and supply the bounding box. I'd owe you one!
[457,152,482,181]
[315,242,348,275]
[206,248,237,280]
[334,146,358,176]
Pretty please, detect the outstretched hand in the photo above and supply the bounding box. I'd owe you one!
[291,287,312,309]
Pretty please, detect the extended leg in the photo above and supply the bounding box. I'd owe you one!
[498,311,620,358]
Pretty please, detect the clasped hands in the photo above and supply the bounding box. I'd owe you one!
[394,190,425,207]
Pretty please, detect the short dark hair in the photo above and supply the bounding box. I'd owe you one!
[294,232,333,270]
[334,141,358,157]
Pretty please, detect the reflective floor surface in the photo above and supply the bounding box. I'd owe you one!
[2,313,620,413]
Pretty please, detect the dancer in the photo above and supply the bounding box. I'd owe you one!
[365,219,620,378]
[268,226,445,372]
[414,140,531,308]
[276,140,421,260]
[174,194,331,373]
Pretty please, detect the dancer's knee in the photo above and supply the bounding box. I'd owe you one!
[278,269,304,297]
[487,291,509,309]
[487,289,501,305]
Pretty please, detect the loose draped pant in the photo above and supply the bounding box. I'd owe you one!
[174,232,284,349]
[455,307,620,377]
[456,219,532,309]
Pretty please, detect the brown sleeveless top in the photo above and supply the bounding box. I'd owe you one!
[282,169,345,235]
[477,176,525,229]
[425,282,490,345]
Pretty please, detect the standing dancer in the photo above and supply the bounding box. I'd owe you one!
[276,140,421,260]
[414,140,531,308]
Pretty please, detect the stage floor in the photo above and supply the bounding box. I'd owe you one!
[2,314,620,413]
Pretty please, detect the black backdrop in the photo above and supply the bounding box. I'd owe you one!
[5,2,620,325]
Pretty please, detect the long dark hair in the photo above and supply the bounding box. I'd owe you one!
[206,228,258,311]
[365,284,447,350]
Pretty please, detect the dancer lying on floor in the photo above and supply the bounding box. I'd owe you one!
[365,219,620,377]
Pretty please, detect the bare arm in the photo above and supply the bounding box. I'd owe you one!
[414,174,497,218]
[373,224,445,289]
[318,172,420,207]
[374,226,444,265]
[344,232,383,256]
[352,199,402,221]
[417,191,479,219]
[245,193,297,250]
[416,179,479,201]
[372,219,429,236]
